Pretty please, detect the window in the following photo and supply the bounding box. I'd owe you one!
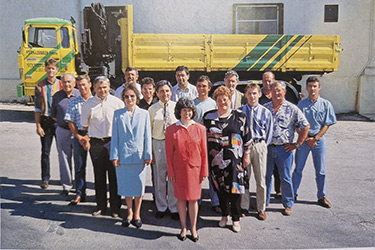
[61,27,70,48]
[233,4,283,34]
[324,5,338,22]
[28,27,57,48]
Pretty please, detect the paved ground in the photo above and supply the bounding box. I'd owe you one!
[1,103,374,249]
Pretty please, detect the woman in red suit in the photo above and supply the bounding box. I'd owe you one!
[165,97,208,242]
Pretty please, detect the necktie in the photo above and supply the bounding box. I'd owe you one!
[250,106,254,138]
[163,102,171,134]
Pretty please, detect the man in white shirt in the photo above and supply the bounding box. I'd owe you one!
[171,65,198,102]
[114,67,142,99]
[81,76,125,217]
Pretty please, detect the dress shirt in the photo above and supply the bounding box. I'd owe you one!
[34,78,62,116]
[51,89,80,129]
[81,94,125,138]
[238,103,273,145]
[264,100,309,145]
[171,83,198,102]
[298,96,337,137]
[194,97,217,124]
[114,83,142,100]
[148,100,177,140]
[64,95,91,130]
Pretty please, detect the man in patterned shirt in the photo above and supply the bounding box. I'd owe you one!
[64,74,92,204]
[264,81,310,216]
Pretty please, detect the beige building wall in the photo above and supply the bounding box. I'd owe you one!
[0,0,374,117]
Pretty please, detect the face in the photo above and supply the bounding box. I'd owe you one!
[216,94,231,113]
[156,85,171,104]
[45,65,58,79]
[224,75,238,94]
[94,81,110,99]
[125,70,139,85]
[196,80,211,99]
[61,74,76,94]
[77,79,91,96]
[123,89,137,107]
[306,81,321,100]
[175,70,189,87]
[262,73,274,91]
[271,83,286,102]
[180,108,193,122]
[141,83,155,100]
[245,87,261,106]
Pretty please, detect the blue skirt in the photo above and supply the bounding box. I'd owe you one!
[116,163,146,197]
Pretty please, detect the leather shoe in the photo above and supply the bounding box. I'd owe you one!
[232,221,241,232]
[317,197,332,208]
[218,216,228,227]
[122,219,131,227]
[191,235,199,242]
[241,209,248,217]
[258,210,267,220]
[283,207,293,216]
[92,209,104,217]
[171,212,179,220]
[131,219,142,228]
[40,180,49,189]
[177,233,187,241]
[70,195,82,205]
[212,206,221,214]
[155,211,166,219]
[60,190,69,196]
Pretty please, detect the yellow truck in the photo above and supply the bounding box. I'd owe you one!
[17,3,341,102]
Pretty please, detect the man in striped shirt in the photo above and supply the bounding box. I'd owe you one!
[239,83,273,220]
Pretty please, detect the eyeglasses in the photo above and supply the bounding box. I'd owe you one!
[124,95,136,99]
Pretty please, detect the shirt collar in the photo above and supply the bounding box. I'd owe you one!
[176,120,195,128]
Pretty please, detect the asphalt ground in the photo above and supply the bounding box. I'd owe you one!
[0,103,374,249]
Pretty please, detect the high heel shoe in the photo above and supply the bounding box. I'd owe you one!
[191,234,199,242]
[177,229,187,241]
[121,219,131,227]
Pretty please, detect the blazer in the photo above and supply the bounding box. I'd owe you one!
[234,89,247,109]
[110,106,152,164]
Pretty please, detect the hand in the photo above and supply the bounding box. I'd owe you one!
[243,153,251,168]
[306,137,317,148]
[36,126,45,137]
[80,136,90,150]
[145,159,152,165]
[285,143,298,153]
[112,159,119,167]
[170,176,176,183]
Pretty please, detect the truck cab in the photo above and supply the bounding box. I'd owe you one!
[17,18,80,98]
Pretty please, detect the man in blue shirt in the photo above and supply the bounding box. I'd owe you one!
[64,74,92,204]
[292,76,337,208]
[264,81,310,216]
[239,83,273,220]
[52,73,80,196]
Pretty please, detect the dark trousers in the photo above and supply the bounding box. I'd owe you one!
[73,131,88,197]
[218,192,241,222]
[274,164,281,193]
[40,116,56,181]
[89,138,121,213]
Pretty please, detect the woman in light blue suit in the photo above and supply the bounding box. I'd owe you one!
[110,85,152,228]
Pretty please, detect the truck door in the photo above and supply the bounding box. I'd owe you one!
[58,26,76,75]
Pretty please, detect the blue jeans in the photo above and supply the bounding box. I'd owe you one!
[292,138,326,200]
[73,132,88,197]
[266,145,294,208]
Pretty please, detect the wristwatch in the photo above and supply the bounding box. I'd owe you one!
[313,136,319,142]
[295,143,300,149]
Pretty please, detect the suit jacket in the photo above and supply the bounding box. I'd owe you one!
[233,89,247,109]
[110,106,152,164]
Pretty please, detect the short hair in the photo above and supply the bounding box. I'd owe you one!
[244,83,261,93]
[76,74,91,83]
[213,86,231,101]
[155,80,172,92]
[196,75,212,88]
[121,84,140,104]
[262,71,275,80]
[45,58,58,67]
[271,81,286,90]
[306,76,320,86]
[224,70,239,81]
[174,97,197,120]
[175,65,190,75]
[125,67,138,75]
[140,77,155,88]
[61,73,75,81]
[93,76,110,86]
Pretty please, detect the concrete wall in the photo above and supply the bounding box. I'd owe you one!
[1,0,374,116]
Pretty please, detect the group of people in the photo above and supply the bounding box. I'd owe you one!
[34,59,337,241]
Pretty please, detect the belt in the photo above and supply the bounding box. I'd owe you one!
[91,137,111,142]
[269,143,287,147]
[253,138,264,144]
